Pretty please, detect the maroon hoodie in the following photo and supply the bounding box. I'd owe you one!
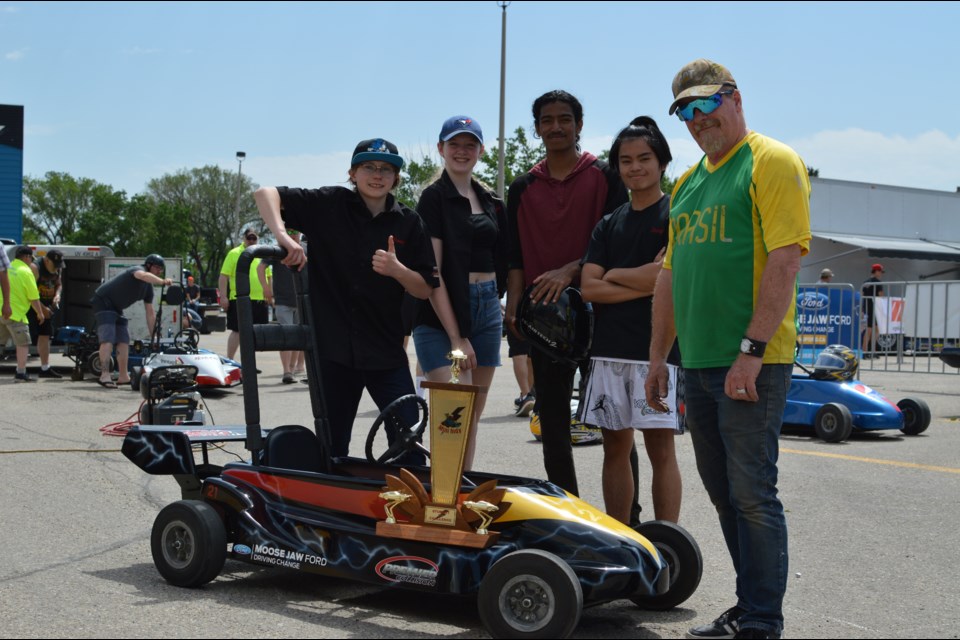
[507,152,627,286]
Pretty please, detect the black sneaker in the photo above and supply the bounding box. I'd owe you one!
[515,393,536,417]
[38,368,63,379]
[513,395,524,409]
[687,606,744,639]
[14,372,35,383]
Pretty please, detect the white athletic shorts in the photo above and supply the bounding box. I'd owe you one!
[578,357,682,433]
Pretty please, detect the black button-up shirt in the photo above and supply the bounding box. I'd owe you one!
[278,187,437,370]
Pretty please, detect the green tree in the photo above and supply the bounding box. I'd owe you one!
[147,165,259,286]
[22,172,124,244]
[476,126,544,197]
[396,154,441,208]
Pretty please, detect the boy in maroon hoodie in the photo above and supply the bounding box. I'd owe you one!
[504,90,628,502]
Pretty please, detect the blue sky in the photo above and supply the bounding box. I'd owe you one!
[3,1,959,197]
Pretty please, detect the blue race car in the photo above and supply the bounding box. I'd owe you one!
[783,345,931,442]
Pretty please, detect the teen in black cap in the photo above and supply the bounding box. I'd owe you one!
[254,137,437,463]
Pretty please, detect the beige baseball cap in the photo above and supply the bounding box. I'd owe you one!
[669,58,738,115]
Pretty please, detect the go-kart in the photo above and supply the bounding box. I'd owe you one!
[121,246,702,638]
[129,284,241,391]
[783,363,931,442]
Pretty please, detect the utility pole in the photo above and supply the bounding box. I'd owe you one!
[235,151,246,231]
[497,1,510,199]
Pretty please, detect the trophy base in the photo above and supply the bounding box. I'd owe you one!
[376,522,499,549]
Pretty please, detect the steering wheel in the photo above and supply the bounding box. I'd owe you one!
[365,394,430,465]
[175,328,200,351]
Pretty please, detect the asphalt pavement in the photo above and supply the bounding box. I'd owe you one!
[1,330,958,638]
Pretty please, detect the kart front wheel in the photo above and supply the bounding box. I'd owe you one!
[898,397,931,435]
[478,549,582,639]
[631,520,703,611]
[86,352,115,376]
[151,500,226,588]
[814,402,853,442]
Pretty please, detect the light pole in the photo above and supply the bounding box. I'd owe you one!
[235,151,246,229]
[496,1,509,199]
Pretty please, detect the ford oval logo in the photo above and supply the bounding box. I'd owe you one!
[798,292,829,310]
[233,544,252,555]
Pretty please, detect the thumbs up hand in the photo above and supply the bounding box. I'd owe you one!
[372,234,404,278]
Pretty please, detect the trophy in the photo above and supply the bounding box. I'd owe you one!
[375,350,508,548]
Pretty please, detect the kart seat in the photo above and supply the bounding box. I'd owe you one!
[262,425,325,473]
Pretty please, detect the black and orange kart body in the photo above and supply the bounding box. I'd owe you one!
[121,246,703,639]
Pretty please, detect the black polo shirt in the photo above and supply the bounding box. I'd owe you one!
[278,186,437,370]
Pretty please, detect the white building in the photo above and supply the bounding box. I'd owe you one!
[802,177,960,284]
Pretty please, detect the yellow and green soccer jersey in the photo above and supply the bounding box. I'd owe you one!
[665,132,811,367]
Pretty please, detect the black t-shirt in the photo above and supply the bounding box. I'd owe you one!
[278,186,437,370]
[185,284,201,301]
[862,277,883,311]
[583,196,673,361]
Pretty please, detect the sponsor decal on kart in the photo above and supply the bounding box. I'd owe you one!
[233,544,252,555]
[375,556,438,587]
[249,543,327,570]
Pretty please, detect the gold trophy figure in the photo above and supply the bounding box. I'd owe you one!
[379,490,411,524]
[464,500,499,535]
[447,349,468,383]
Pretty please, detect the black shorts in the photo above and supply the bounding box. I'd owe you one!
[507,329,530,358]
[226,300,269,331]
[27,306,55,339]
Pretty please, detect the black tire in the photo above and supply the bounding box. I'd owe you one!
[151,500,226,588]
[630,520,703,611]
[86,352,115,377]
[898,397,931,435]
[131,367,142,392]
[814,402,853,442]
[365,394,429,464]
[478,549,582,639]
[70,367,84,382]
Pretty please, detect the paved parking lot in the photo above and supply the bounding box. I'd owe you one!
[1,331,958,638]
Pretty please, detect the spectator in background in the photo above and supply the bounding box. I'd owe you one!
[219,229,268,361]
[90,254,171,388]
[819,268,834,283]
[1,246,46,382]
[0,244,11,321]
[264,228,307,383]
[861,263,885,357]
[29,249,64,378]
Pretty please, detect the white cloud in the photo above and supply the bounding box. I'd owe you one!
[788,129,960,193]
[5,48,26,60]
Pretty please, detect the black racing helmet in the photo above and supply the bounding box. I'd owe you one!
[811,344,859,381]
[517,285,593,366]
[144,254,165,270]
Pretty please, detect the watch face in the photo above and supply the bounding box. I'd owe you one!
[741,338,751,353]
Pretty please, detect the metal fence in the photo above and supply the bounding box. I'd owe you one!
[797,280,960,375]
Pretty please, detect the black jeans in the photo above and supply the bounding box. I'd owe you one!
[318,360,425,465]
[530,350,642,523]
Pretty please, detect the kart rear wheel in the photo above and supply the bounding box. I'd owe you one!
[630,520,703,611]
[130,367,142,392]
[814,402,853,442]
[478,549,582,639]
[898,397,931,435]
[365,394,429,464]
[151,500,226,588]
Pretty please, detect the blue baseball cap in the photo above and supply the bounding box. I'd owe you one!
[439,116,483,144]
[351,138,404,170]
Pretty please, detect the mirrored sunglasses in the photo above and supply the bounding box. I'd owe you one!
[676,90,734,122]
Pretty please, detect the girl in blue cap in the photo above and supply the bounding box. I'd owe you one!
[412,116,509,469]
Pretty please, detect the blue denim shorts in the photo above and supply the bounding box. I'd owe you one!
[95,310,130,345]
[413,280,503,372]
